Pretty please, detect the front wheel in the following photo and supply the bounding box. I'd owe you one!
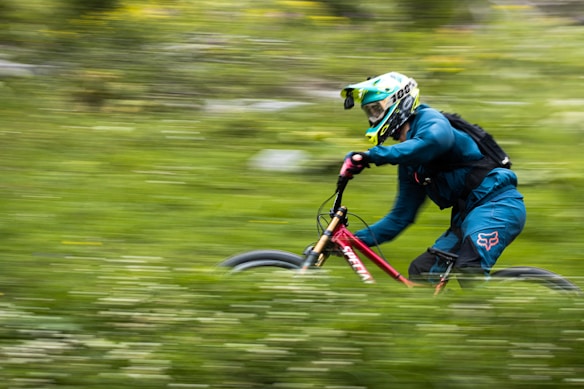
[219,250,304,273]
[490,266,582,294]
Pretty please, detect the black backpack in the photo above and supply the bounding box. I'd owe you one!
[428,112,513,206]
[441,112,512,169]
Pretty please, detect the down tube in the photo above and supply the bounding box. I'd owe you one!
[333,227,415,286]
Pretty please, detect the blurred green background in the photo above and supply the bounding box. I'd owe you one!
[1,0,584,387]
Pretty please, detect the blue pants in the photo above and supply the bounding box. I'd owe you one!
[408,188,526,279]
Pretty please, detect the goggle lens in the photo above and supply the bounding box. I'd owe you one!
[362,96,393,124]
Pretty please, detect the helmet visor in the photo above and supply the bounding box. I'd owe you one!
[362,96,394,125]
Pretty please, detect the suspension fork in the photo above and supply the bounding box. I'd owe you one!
[300,206,347,272]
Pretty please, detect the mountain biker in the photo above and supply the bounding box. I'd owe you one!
[339,72,526,284]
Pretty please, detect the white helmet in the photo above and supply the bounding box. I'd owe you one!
[341,72,420,145]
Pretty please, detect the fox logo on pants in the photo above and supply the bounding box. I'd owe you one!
[477,231,499,251]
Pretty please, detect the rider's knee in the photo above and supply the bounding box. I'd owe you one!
[408,250,437,279]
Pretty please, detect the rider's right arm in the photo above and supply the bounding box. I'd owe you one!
[355,166,426,246]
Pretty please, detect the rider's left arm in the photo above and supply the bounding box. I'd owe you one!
[367,117,455,166]
[354,166,426,246]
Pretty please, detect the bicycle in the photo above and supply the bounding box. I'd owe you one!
[219,176,582,295]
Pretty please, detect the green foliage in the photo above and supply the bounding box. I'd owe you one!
[316,0,366,18]
[59,0,120,16]
[0,0,13,21]
[398,0,459,28]
[1,0,584,386]
[0,273,583,387]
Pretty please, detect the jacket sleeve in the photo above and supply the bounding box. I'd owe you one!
[355,166,427,246]
[366,117,455,166]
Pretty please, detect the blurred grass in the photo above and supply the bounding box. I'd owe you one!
[1,0,584,387]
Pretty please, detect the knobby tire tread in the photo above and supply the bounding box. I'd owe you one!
[491,266,582,294]
[219,250,303,273]
[220,252,582,295]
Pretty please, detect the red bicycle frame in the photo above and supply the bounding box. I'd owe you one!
[300,177,449,294]
[302,206,417,287]
[334,222,415,286]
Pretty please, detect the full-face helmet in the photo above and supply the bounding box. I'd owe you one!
[341,72,420,145]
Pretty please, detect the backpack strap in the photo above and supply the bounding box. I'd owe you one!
[415,155,497,195]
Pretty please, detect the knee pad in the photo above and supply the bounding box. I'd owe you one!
[408,251,438,279]
[455,237,483,270]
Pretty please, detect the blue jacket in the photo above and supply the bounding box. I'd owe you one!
[355,104,519,246]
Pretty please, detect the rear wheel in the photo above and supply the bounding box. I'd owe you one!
[490,266,582,294]
[219,250,304,273]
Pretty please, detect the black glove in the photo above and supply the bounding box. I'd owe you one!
[339,152,370,179]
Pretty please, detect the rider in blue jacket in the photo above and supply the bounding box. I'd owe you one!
[340,72,526,283]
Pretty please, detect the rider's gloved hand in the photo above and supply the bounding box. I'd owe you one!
[339,152,370,179]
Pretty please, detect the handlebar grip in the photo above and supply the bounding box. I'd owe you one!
[339,152,370,180]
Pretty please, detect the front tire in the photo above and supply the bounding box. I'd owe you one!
[219,250,304,273]
[490,266,582,294]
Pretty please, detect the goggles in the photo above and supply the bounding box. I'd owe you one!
[362,95,395,125]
